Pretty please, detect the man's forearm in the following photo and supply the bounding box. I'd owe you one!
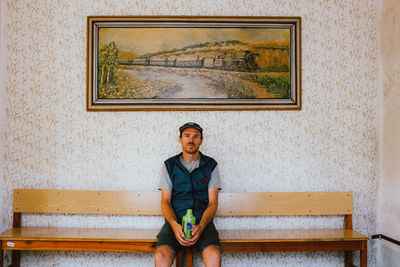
[198,202,218,228]
[161,200,178,226]
[163,201,217,228]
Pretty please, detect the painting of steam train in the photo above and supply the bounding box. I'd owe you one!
[88,16,301,110]
[120,51,260,72]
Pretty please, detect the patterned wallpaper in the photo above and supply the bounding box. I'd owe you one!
[1,0,380,266]
[0,0,6,237]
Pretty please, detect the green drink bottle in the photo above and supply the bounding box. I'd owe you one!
[182,209,196,239]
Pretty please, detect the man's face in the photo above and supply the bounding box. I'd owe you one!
[179,128,203,155]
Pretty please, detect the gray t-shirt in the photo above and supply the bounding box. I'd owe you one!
[158,156,222,190]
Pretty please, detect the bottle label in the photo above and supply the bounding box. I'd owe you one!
[184,221,193,238]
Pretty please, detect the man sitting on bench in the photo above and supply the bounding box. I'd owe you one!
[154,122,222,267]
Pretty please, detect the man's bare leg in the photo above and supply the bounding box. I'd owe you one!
[155,246,175,267]
[202,246,221,267]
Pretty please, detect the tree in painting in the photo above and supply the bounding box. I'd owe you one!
[98,41,119,88]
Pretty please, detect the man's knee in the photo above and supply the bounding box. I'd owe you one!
[154,246,174,267]
[202,246,221,267]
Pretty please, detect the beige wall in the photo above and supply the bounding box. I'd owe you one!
[381,0,400,265]
[0,0,383,266]
[0,0,7,233]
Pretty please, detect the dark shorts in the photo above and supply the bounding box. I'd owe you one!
[156,221,221,255]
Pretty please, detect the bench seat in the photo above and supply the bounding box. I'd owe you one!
[2,227,366,246]
[1,227,159,251]
[220,228,367,243]
[220,228,367,253]
[2,227,367,265]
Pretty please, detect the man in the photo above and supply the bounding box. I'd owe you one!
[154,122,222,267]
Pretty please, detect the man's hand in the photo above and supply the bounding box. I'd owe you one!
[176,223,204,246]
[186,223,204,245]
[171,221,193,246]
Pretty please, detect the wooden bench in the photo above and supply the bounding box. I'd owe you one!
[214,192,368,267]
[0,189,368,267]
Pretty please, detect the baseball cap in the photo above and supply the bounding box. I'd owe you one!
[179,122,203,137]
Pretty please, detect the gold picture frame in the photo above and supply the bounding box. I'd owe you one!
[87,16,301,111]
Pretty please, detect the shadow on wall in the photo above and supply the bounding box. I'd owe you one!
[381,241,400,267]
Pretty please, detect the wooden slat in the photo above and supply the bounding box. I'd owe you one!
[13,189,162,215]
[220,240,365,252]
[218,229,368,242]
[13,190,353,216]
[0,227,368,243]
[0,227,159,242]
[217,192,353,216]
[1,240,156,252]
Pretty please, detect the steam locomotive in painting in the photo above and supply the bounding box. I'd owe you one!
[120,50,260,72]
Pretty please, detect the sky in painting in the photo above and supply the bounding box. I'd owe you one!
[99,27,290,55]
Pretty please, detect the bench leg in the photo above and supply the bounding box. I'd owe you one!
[185,247,193,267]
[0,246,3,267]
[175,249,182,267]
[11,250,20,267]
[344,251,353,267]
[360,241,367,267]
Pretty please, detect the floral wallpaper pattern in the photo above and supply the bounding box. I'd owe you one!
[1,0,380,266]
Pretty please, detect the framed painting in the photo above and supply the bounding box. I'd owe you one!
[87,16,301,111]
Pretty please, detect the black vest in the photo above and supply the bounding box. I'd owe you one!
[164,153,217,220]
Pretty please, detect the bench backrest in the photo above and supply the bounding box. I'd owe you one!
[12,189,353,227]
[13,189,162,215]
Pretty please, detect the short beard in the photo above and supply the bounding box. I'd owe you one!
[183,147,199,155]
